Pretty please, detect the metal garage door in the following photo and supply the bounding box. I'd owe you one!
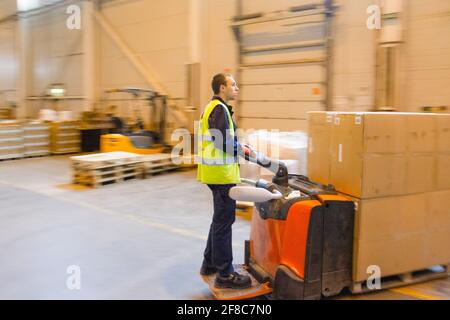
[232,0,334,131]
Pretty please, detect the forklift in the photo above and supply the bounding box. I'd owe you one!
[101,87,169,154]
[202,152,355,300]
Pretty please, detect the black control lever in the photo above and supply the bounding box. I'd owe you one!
[244,152,289,187]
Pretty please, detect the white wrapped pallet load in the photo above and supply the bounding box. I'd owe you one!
[39,109,57,122]
[58,111,73,122]
[240,130,308,180]
[239,161,260,181]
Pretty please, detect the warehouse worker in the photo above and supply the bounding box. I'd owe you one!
[197,73,255,289]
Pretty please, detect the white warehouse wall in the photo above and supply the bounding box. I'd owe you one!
[0,21,17,103]
[332,0,377,112]
[0,0,19,106]
[97,0,190,124]
[0,0,449,124]
[200,0,238,107]
[99,0,189,98]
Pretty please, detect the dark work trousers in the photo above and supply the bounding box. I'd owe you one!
[203,184,237,277]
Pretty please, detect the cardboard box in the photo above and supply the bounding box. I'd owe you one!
[362,113,407,153]
[352,191,450,282]
[309,112,439,199]
[426,228,450,267]
[424,190,450,266]
[329,113,410,198]
[361,155,408,198]
[308,112,447,199]
[405,154,435,194]
[405,114,437,153]
[354,233,428,282]
[436,153,450,191]
[353,193,428,243]
[436,115,450,152]
[330,151,437,199]
[427,190,450,230]
[307,112,333,185]
[329,112,411,155]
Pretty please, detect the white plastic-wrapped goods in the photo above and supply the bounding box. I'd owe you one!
[239,130,308,180]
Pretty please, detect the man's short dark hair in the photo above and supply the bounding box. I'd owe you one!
[211,73,231,94]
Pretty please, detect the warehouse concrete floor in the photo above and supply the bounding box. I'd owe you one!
[0,156,448,300]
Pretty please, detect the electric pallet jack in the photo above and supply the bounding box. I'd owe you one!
[202,153,355,300]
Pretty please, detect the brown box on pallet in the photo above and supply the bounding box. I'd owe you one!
[352,193,428,243]
[405,114,437,153]
[353,233,429,282]
[428,190,450,230]
[405,154,435,194]
[350,154,408,199]
[436,114,450,152]
[350,190,450,282]
[360,113,408,153]
[423,190,450,267]
[436,153,450,191]
[327,113,437,199]
[329,113,408,199]
[307,112,332,185]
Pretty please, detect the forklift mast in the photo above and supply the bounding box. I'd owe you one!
[105,87,167,144]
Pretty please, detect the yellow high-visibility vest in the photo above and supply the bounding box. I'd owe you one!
[197,99,240,185]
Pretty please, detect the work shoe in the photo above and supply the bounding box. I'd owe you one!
[214,272,252,289]
[200,264,217,276]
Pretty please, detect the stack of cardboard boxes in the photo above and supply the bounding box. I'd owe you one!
[307,112,450,283]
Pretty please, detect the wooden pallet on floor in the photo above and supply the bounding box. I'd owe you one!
[50,121,81,155]
[24,151,50,158]
[73,162,143,188]
[141,153,181,177]
[71,152,185,187]
[350,264,450,295]
[0,153,24,161]
[71,151,143,170]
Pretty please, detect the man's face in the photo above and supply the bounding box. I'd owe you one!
[221,76,239,101]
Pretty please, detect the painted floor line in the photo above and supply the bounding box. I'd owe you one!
[0,179,244,248]
[389,287,443,300]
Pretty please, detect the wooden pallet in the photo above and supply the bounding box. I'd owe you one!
[0,154,24,161]
[141,154,181,177]
[70,152,184,187]
[71,152,143,170]
[73,162,143,188]
[0,128,23,139]
[50,121,81,155]
[350,264,450,294]
[24,153,49,158]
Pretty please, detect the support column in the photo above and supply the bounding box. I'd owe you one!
[16,14,29,119]
[82,0,96,112]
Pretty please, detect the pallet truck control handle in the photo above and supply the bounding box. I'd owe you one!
[229,186,283,203]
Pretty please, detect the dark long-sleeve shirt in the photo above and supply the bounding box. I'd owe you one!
[207,96,239,157]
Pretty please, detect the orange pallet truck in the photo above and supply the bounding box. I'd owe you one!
[202,154,355,300]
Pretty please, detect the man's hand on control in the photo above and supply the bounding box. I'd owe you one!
[241,143,257,159]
